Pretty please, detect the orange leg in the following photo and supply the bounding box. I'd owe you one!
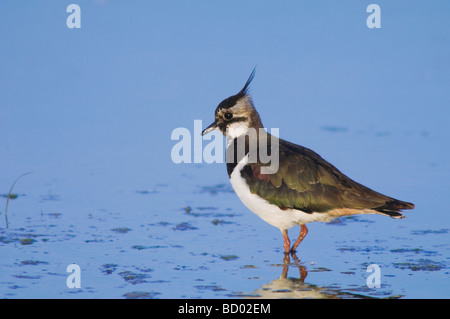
[281,229,291,254]
[291,224,308,252]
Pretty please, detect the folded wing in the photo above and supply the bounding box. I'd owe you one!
[241,138,414,217]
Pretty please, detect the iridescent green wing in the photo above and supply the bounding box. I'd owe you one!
[241,139,404,213]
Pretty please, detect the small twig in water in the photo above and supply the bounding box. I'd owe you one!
[4,172,33,229]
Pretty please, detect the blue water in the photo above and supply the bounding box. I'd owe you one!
[1,1,449,299]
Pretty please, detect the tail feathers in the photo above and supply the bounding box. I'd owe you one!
[375,200,415,219]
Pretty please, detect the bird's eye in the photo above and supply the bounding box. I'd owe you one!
[224,112,233,120]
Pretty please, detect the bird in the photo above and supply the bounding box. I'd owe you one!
[202,69,414,255]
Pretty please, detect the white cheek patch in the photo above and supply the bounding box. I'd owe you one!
[226,122,249,147]
[227,122,249,138]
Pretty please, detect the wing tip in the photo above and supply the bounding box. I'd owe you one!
[377,200,415,211]
[375,199,414,219]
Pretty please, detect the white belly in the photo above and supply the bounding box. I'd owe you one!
[229,155,335,230]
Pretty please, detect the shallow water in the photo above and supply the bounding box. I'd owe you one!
[1,1,449,299]
[1,169,449,299]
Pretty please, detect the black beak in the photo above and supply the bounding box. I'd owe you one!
[202,121,218,135]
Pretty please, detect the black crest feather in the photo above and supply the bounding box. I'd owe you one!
[216,67,256,110]
[239,67,256,95]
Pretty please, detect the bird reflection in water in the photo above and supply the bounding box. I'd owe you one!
[282,253,307,281]
[247,253,380,299]
[247,253,337,299]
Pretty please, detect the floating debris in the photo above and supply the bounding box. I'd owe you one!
[220,255,238,261]
[211,219,233,226]
[393,259,446,272]
[411,229,449,236]
[1,193,18,199]
[119,271,152,285]
[241,265,257,269]
[132,245,168,250]
[195,284,226,292]
[20,238,36,245]
[111,227,132,234]
[100,264,118,275]
[20,260,49,266]
[123,291,160,299]
[310,267,332,272]
[173,222,197,231]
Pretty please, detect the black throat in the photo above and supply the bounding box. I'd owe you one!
[225,132,273,177]
[226,137,244,176]
[226,136,251,177]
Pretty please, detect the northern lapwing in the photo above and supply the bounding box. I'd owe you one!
[202,69,414,255]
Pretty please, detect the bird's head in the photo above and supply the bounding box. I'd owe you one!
[202,68,263,139]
